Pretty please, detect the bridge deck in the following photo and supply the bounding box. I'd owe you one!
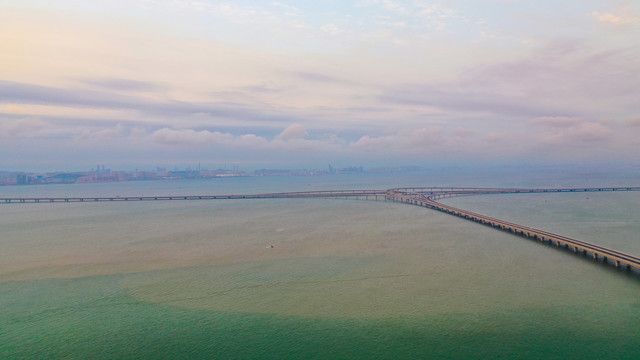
[2,186,639,273]
[388,187,640,271]
[0,190,387,203]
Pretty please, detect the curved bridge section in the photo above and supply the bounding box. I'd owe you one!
[2,186,640,272]
[386,187,640,272]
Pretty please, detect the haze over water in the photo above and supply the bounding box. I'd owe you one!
[2,169,640,359]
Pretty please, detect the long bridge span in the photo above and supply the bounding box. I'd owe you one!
[387,187,640,273]
[2,186,640,273]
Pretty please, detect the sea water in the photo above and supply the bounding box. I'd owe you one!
[1,169,640,359]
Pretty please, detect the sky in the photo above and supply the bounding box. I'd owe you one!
[1,0,639,171]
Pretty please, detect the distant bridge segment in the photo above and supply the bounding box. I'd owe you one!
[0,190,387,203]
[2,186,640,273]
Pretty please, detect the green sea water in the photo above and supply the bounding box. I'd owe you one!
[2,172,640,359]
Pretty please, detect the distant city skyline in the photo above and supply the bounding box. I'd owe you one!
[1,0,639,171]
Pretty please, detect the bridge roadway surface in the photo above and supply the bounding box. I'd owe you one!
[3,186,640,272]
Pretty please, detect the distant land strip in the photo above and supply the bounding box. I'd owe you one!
[3,186,640,274]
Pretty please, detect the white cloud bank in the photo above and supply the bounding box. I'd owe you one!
[151,128,237,146]
[149,124,337,152]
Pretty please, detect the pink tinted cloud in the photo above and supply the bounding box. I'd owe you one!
[567,122,614,142]
[482,131,509,143]
[529,118,614,144]
[592,11,639,25]
[276,123,309,140]
[625,116,640,127]
[529,116,582,128]
[452,127,475,138]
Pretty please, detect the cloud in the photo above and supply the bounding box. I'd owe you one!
[290,72,361,86]
[77,123,126,141]
[2,4,639,168]
[80,77,163,92]
[270,124,346,152]
[350,127,445,154]
[380,84,567,117]
[150,125,328,151]
[236,133,270,148]
[408,127,444,146]
[625,116,640,127]
[528,118,614,144]
[482,131,509,143]
[592,11,639,25]
[452,127,475,138]
[0,81,141,109]
[1,117,47,137]
[0,80,296,124]
[373,0,410,14]
[567,122,614,142]
[320,23,342,35]
[151,128,235,146]
[380,41,640,119]
[529,116,582,128]
[147,124,348,157]
[276,123,308,140]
